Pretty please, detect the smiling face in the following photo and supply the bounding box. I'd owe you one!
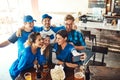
[42,18,51,30]
[55,30,68,46]
[56,34,67,45]
[64,14,75,32]
[44,36,50,46]
[34,35,44,48]
[24,22,34,31]
[65,20,73,32]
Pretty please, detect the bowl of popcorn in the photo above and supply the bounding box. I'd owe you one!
[50,65,65,80]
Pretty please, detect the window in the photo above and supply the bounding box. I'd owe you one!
[88,0,106,8]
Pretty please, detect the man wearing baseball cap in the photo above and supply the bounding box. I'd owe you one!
[23,15,36,22]
[0,15,40,58]
[39,14,65,43]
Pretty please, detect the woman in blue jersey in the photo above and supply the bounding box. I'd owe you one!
[52,30,86,68]
[9,32,47,80]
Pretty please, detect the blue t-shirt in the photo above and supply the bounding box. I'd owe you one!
[53,43,75,62]
[8,26,40,58]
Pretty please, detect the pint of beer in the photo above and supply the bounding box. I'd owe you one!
[74,72,84,80]
[24,72,32,80]
[74,66,85,80]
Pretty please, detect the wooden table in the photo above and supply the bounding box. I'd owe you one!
[16,64,74,80]
[89,66,120,80]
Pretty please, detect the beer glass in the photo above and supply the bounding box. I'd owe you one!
[74,66,85,80]
[24,72,31,80]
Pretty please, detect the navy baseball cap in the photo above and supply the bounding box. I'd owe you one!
[42,14,52,20]
[23,15,36,22]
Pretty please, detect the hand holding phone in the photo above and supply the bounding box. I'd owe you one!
[72,54,81,62]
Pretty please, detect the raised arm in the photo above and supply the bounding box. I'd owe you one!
[16,26,24,37]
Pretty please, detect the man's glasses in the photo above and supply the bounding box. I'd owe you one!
[65,23,73,26]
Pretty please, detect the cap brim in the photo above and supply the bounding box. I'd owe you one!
[25,20,36,22]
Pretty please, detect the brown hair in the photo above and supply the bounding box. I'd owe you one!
[64,14,75,21]
[24,32,41,47]
[56,30,68,55]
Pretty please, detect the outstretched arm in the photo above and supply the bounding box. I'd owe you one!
[0,32,18,48]
[0,40,11,47]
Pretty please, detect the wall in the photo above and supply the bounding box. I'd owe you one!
[31,0,89,25]
[38,0,88,14]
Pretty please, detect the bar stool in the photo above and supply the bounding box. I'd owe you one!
[81,30,97,46]
[92,46,108,65]
[90,34,97,46]
[81,30,91,40]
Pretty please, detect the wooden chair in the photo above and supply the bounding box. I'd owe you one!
[81,30,97,46]
[92,46,108,65]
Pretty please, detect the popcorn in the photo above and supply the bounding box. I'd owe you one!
[50,65,65,80]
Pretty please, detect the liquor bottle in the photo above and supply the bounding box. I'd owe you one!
[85,66,90,80]
[36,69,41,79]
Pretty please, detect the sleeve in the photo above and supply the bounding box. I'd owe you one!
[17,49,32,71]
[8,32,18,43]
[33,26,43,32]
[78,32,86,46]
[68,44,81,56]
[51,44,59,64]
[52,26,66,33]
[52,52,59,64]
[71,49,81,56]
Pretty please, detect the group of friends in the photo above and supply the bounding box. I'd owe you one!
[0,14,86,80]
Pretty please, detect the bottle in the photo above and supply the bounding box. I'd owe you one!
[36,68,42,80]
[85,66,90,80]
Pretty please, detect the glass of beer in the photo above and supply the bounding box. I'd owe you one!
[74,66,85,80]
[43,62,49,72]
[24,72,31,80]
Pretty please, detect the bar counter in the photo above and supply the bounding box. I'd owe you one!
[78,22,120,31]
[78,21,120,53]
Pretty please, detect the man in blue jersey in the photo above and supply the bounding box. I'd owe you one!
[16,14,65,43]
[38,14,65,43]
[64,14,86,51]
[0,15,40,58]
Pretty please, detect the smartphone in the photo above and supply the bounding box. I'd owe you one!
[72,55,81,62]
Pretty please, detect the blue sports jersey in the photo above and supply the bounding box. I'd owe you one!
[8,26,40,58]
[53,43,83,65]
[38,26,65,43]
[53,43,75,62]
[9,46,46,80]
[67,30,86,46]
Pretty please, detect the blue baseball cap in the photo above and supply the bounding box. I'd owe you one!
[23,15,36,22]
[42,14,52,20]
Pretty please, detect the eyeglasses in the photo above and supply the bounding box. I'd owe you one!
[65,23,73,26]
